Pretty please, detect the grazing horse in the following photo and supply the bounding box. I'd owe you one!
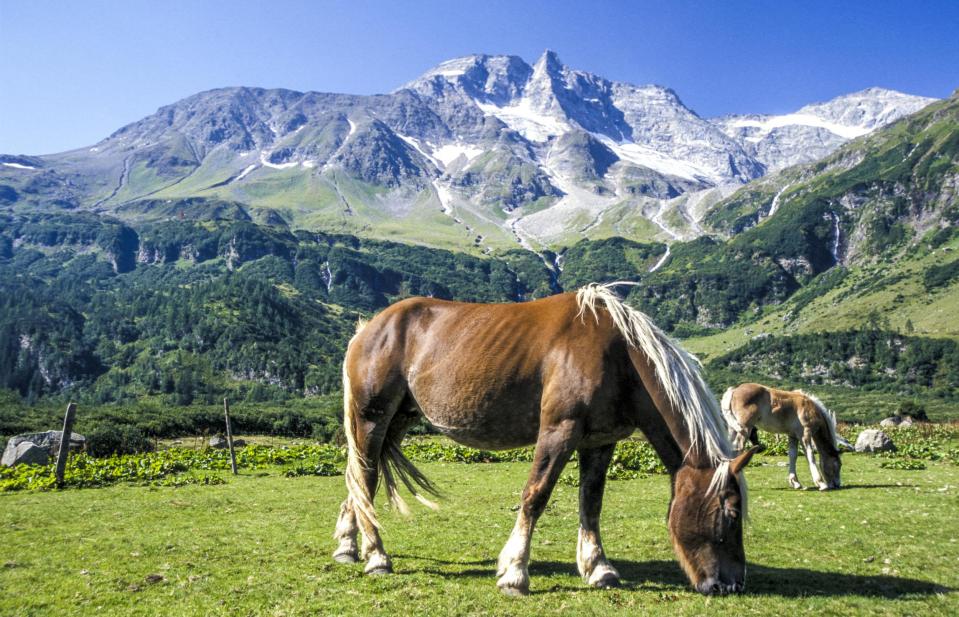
[721,383,841,490]
[332,283,758,596]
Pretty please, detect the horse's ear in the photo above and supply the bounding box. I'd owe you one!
[730,446,761,475]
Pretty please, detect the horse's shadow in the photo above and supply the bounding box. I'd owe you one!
[410,557,949,598]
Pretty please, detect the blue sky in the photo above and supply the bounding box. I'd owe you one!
[1,0,957,155]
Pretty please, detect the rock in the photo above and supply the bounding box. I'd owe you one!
[1,430,85,467]
[899,416,915,427]
[7,430,85,453]
[209,436,245,448]
[855,429,896,453]
[879,416,901,427]
[1,442,50,467]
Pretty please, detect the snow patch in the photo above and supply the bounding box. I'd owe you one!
[302,160,316,169]
[433,143,484,167]
[593,134,714,182]
[1,162,37,170]
[347,119,357,137]
[233,164,257,182]
[432,179,454,215]
[396,133,441,167]
[728,113,871,140]
[476,100,572,143]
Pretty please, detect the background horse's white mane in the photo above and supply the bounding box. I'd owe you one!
[576,283,736,480]
[797,389,840,448]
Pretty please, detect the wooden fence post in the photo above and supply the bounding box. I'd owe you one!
[55,402,77,488]
[224,398,238,475]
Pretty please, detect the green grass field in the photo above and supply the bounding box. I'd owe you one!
[2,447,957,616]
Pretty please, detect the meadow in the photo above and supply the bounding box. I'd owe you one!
[2,429,958,616]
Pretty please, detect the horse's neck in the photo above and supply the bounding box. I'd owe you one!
[632,386,716,473]
[629,350,713,471]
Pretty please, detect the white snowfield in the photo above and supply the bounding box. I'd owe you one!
[476,101,572,143]
[727,113,872,141]
[2,162,37,170]
[592,134,716,183]
[432,143,484,167]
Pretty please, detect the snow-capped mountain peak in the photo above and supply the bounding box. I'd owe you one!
[715,87,937,171]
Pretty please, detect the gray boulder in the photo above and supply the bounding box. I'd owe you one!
[1,441,50,467]
[899,416,915,427]
[209,435,228,449]
[1,431,85,467]
[879,416,901,428]
[855,429,896,453]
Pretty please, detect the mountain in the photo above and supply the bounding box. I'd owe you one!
[649,91,959,346]
[714,88,937,172]
[0,52,936,253]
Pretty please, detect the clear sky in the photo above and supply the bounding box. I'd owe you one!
[2,0,957,155]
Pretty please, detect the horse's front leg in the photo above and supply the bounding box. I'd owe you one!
[577,443,620,589]
[497,419,579,596]
[787,435,803,489]
[802,429,829,491]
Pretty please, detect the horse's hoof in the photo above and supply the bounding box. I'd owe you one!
[365,566,393,576]
[818,484,830,492]
[499,584,530,597]
[593,574,621,589]
[333,552,359,564]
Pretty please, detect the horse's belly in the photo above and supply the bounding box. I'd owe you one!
[412,390,542,450]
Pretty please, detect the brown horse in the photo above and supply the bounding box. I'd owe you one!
[721,383,841,490]
[332,283,758,596]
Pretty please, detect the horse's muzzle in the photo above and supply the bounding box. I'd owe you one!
[697,577,745,595]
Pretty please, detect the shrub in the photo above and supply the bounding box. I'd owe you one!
[85,425,155,457]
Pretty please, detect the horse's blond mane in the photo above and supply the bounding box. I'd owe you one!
[797,389,839,449]
[576,283,737,494]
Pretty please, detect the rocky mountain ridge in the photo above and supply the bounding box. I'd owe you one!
[0,51,938,253]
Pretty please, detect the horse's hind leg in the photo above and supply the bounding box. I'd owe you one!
[336,371,406,574]
[787,435,803,489]
[497,419,579,596]
[576,443,620,589]
[802,428,829,491]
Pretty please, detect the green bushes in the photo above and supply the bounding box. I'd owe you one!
[85,425,154,457]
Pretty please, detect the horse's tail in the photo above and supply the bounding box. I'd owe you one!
[720,387,748,442]
[342,320,438,532]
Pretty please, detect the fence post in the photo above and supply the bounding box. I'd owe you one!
[224,398,238,475]
[55,402,77,488]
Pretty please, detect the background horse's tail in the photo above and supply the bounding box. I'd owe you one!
[342,320,438,531]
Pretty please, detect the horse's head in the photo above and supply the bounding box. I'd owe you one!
[821,448,842,489]
[668,447,758,595]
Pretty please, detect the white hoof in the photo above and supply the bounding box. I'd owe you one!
[586,563,621,589]
[364,552,393,575]
[497,565,530,597]
[788,475,803,490]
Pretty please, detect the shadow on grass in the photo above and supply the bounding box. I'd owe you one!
[416,557,950,598]
[768,483,917,491]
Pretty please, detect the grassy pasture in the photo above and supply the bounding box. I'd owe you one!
[2,444,958,616]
